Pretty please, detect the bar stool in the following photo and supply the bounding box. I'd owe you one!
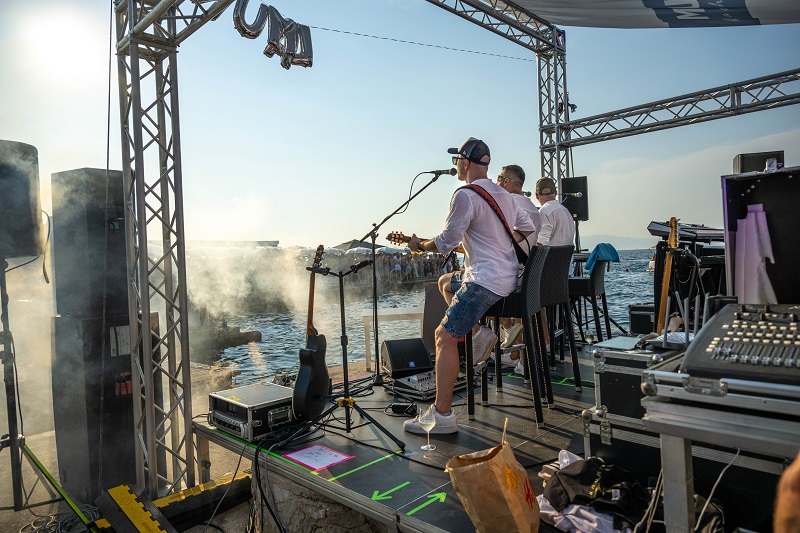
[467,246,550,426]
[539,245,582,393]
[569,259,612,342]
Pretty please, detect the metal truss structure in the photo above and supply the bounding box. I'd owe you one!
[115,0,235,498]
[547,67,800,149]
[114,0,797,499]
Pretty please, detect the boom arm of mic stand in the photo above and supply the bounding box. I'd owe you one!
[357,173,442,385]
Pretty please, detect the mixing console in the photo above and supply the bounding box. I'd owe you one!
[681,303,800,386]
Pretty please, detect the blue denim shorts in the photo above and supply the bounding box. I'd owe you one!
[441,272,502,338]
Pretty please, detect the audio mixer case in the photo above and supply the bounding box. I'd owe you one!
[583,347,787,530]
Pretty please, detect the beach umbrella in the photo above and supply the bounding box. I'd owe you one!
[333,239,377,250]
[346,247,372,255]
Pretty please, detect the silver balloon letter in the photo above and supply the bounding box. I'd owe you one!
[233,0,268,39]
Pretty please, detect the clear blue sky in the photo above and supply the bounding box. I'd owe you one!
[1,0,798,250]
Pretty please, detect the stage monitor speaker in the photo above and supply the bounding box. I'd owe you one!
[561,176,588,221]
[733,151,784,174]
[0,140,43,259]
[381,338,433,379]
[51,168,127,318]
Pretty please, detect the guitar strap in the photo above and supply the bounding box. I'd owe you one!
[460,184,528,265]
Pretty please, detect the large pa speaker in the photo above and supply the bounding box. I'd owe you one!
[381,338,433,379]
[51,168,128,318]
[561,176,588,221]
[733,151,784,174]
[52,314,136,503]
[0,140,43,259]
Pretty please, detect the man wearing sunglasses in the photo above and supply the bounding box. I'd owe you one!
[403,137,534,435]
[495,164,540,371]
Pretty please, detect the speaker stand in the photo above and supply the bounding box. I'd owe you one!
[0,259,24,509]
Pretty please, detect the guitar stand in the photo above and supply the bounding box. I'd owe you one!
[280,261,405,451]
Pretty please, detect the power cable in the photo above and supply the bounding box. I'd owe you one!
[309,26,535,62]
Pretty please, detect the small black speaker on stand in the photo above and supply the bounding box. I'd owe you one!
[0,140,43,259]
[561,176,589,222]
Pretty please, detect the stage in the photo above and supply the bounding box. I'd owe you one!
[194,361,594,532]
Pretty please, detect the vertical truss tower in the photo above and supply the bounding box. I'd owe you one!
[114,0,234,498]
[425,0,571,186]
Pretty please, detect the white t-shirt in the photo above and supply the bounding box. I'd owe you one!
[433,179,535,297]
[512,193,540,255]
[537,200,575,246]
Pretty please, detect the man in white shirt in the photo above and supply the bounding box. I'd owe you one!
[496,164,539,367]
[404,138,534,435]
[536,177,575,247]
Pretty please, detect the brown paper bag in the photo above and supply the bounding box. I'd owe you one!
[445,419,540,533]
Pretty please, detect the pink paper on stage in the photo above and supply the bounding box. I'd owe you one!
[282,444,354,471]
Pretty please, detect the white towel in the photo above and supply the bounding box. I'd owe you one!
[734,204,777,304]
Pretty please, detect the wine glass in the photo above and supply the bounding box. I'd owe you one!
[419,408,436,452]
[585,330,595,346]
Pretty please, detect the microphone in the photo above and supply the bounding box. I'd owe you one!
[560,192,583,198]
[522,191,532,197]
[350,259,373,273]
[427,168,457,176]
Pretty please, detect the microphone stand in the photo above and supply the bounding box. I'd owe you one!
[358,171,448,387]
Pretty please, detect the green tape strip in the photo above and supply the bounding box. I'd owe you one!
[327,451,402,482]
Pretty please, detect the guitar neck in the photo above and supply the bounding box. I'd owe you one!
[306,269,318,338]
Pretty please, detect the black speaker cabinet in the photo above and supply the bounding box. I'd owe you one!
[381,338,433,378]
[52,314,136,503]
[561,176,588,221]
[51,168,128,318]
[0,140,43,258]
[733,151,784,174]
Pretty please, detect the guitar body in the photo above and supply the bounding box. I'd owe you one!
[292,245,332,422]
[292,333,330,421]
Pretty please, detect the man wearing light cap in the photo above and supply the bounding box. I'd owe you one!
[535,177,575,247]
[403,137,535,435]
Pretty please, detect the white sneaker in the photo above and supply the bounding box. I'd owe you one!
[500,352,518,367]
[501,323,524,349]
[471,326,497,366]
[514,360,525,375]
[403,404,458,434]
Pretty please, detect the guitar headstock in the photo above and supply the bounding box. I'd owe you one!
[313,245,325,268]
[386,231,410,246]
[667,217,678,249]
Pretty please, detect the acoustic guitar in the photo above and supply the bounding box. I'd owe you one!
[292,245,331,421]
[387,231,465,254]
[655,217,678,334]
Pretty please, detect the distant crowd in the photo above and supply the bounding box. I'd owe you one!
[374,252,460,283]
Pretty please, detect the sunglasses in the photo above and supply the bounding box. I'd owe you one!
[452,156,467,165]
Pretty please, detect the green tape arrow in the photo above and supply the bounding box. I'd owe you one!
[371,481,410,501]
[405,492,446,516]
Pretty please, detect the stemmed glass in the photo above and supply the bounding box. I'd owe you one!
[585,330,595,346]
[419,408,436,452]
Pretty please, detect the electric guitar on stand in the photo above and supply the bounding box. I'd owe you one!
[655,217,678,334]
[292,245,331,421]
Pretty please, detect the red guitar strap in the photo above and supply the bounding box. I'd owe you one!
[460,184,528,265]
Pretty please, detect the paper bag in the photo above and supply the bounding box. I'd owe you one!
[445,419,539,533]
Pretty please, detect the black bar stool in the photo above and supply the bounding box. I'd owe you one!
[468,246,550,426]
[539,245,582,393]
[569,259,613,342]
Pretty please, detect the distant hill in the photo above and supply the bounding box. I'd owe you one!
[579,234,659,252]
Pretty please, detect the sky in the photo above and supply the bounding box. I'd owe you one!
[1,0,798,252]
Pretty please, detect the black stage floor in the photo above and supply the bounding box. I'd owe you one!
[196,360,596,533]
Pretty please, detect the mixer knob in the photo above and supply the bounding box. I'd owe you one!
[774,358,784,367]
[730,354,739,363]
[750,356,760,365]
[784,359,795,367]
[763,357,772,365]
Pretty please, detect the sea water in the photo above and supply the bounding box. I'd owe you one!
[212,249,654,385]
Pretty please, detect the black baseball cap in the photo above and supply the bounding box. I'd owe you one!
[447,137,490,166]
